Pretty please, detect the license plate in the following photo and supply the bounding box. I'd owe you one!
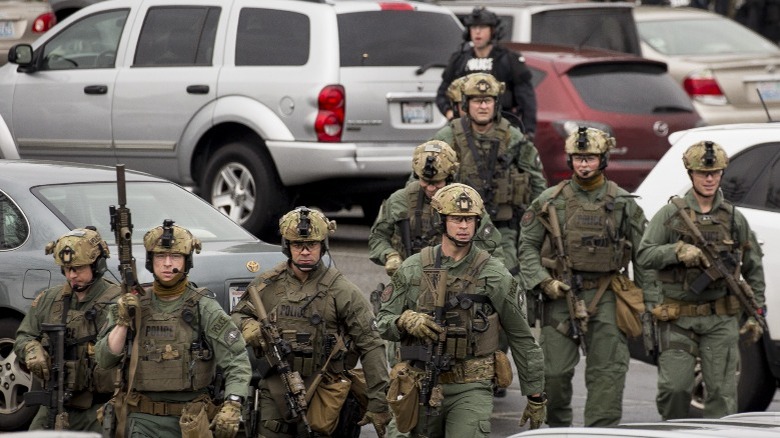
[756,81,780,102]
[401,102,433,124]
[228,285,246,312]
[0,21,14,39]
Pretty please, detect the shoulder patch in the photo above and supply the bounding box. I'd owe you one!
[212,313,230,335]
[521,210,535,227]
[380,284,394,303]
[224,329,241,346]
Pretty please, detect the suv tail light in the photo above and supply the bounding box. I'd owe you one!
[683,70,727,106]
[32,12,56,34]
[315,85,345,143]
[379,2,414,11]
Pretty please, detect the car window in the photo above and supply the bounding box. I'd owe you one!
[531,9,641,56]
[0,190,28,250]
[722,143,780,211]
[637,18,780,56]
[134,6,220,67]
[34,182,255,244]
[40,9,129,70]
[236,8,310,66]
[337,11,462,67]
[568,63,695,115]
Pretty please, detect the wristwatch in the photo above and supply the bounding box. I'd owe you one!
[227,394,244,404]
[528,392,547,403]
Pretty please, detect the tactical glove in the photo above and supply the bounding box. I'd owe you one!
[357,410,392,438]
[740,317,763,343]
[241,319,264,349]
[384,252,402,276]
[116,293,140,327]
[24,340,50,381]
[675,241,710,268]
[396,309,443,342]
[518,395,547,430]
[211,400,241,438]
[540,278,570,300]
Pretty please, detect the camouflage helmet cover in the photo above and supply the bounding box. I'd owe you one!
[564,126,615,156]
[412,140,459,181]
[279,207,336,242]
[682,140,729,171]
[46,228,110,267]
[461,73,505,99]
[143,222,202,255]
[446,76,468,104]
[431,183,484,216]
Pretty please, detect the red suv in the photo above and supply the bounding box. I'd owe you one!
[506,42,703,192]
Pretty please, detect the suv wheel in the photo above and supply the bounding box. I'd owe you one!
[0,318,37,430]
[202,141,285,239]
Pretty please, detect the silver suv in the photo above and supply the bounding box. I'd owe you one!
[0,0,463,239]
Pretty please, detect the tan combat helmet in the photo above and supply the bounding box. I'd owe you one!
[143,220,201,273]
[682,140,729,171]
[564,126,615,170]
[279,207,336,257]
[431,183,484,217]
[461,72,505,100]
[412,140,459,182]
[45,227,110,273]
[446,76,468,106]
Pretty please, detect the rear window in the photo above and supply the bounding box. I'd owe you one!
[568,63,695,115]
[531,8,641,56]
[338,11,462,67]
[236,8,310,66]
[722,143,780,211]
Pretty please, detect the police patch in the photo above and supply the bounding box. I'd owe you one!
[520,210,535,227]
[380,284,394,303]
[212,314,230,335]
[224,329,240,346]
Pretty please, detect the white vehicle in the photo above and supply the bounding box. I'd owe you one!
[634,123,780,412]
[0,115,18,159]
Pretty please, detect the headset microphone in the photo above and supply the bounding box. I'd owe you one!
[172,268,180,274]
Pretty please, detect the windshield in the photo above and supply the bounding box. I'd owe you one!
[638,17,780,56]
[34,181,256,244]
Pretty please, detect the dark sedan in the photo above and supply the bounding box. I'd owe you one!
[0,159,287,430]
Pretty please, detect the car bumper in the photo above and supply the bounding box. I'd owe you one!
[694,102,778,125]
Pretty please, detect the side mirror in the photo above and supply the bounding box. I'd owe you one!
[8,44,33,65]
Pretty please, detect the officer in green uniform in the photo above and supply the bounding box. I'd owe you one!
[14,227,121,432]
[637,141,765,419]
[518,127,659,427]
[96,220,251,438]
[376,183,547,438]
[432,72,547,278]
[231,207,391,438]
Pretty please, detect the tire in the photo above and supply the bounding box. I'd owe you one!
[0,318,38,431]
[201,141,286,240]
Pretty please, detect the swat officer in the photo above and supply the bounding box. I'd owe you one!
[637,141,765,419]
[14,227,122,432]
[96,220,251,437]
[433,72,547,280]
[231,207,391,438]
[518,127,659,427]
[436,7,537,135]
[376,183,547,438]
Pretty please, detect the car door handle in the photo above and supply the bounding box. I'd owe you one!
[84,85,108,95]
[187,85,209,94]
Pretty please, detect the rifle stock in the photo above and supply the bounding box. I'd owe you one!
[247,285,312,434]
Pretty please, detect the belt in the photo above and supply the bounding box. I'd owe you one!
[438,355,495,384]
[128,399,186,417]
[663,296,735,317]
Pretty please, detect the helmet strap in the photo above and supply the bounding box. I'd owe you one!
[443,230,473,248]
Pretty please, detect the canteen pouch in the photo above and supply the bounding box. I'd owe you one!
[652,304,680,321]
[387,362,420,433]
[611,275,646,337]
[307,372,351,435]
[179,400,213,438]
[494,350,513,389]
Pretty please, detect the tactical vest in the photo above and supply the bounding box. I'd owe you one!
[542,181,631,274]
[46,282,121,395]
[391,184,440,257]
[258,266,352,377]
[402,247,499,361]
[659,197,739,290]
[133,286,215,392]
[451,117,531,222]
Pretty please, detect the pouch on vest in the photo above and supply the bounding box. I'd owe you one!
[307,371,352,435]
[387,361,420,433]
[652,303,680,321]
[179,399,213,438]
[494,350,513,389]
[611,275,646,338]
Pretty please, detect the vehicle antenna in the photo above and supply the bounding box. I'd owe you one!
[757,89,774,122]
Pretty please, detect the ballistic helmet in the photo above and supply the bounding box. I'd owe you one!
[462,7,502,41]
[279,207,336,257]
[446,76,468,106]
[461,72,504,99]
[46,227,109,271]
[682,141,729,171]
[431,183,483,217]
[412,140,459,182]
[564,126,614,170]
[143,220,201,273]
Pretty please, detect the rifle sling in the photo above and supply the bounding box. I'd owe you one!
[460,117,500,208]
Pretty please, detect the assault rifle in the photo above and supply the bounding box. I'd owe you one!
[672,201,767,332]
[23,323,69,430]
[546,203,588,355]
[247,285,312,435]
[398,218,412,260]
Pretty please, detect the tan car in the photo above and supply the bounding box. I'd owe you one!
[0,0,55,64]
[635,6,780,125]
